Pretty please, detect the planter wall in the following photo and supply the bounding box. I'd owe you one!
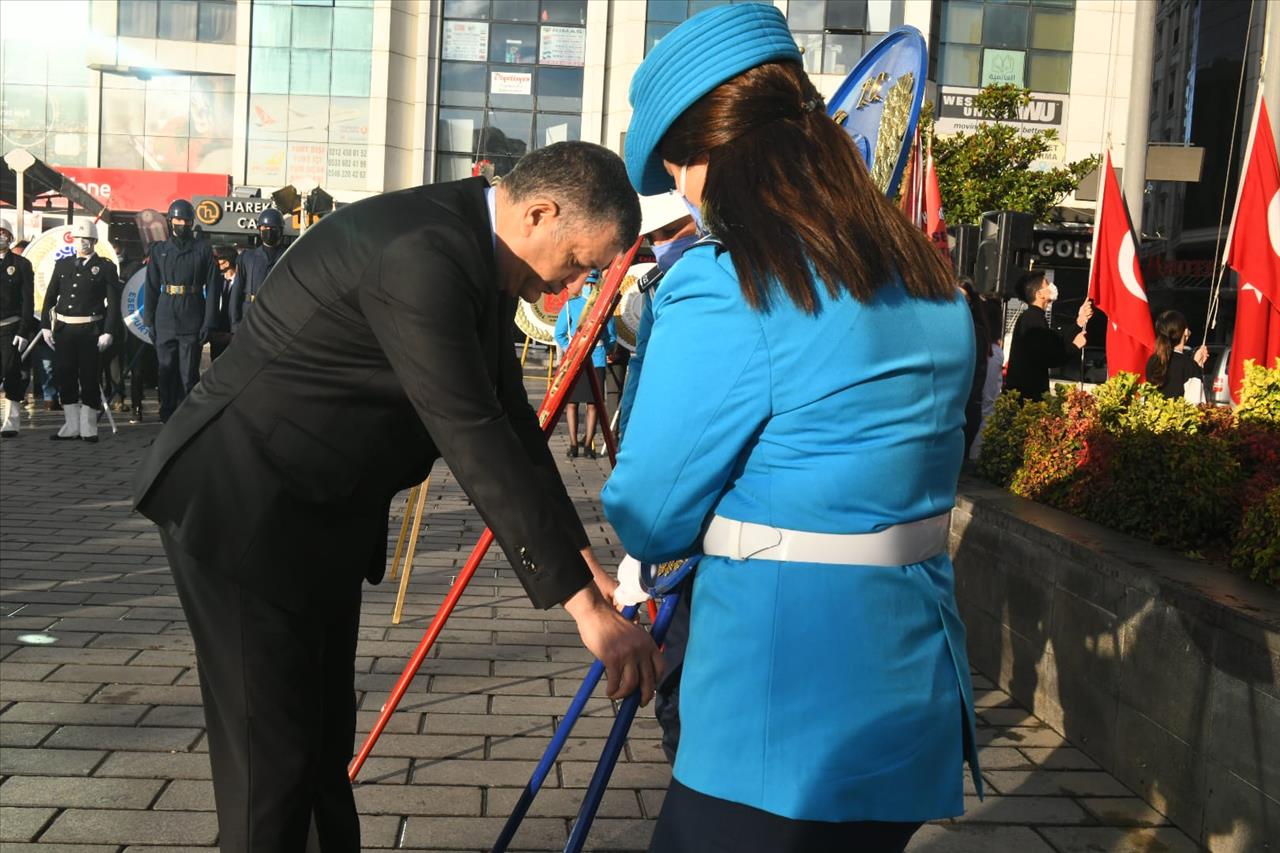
[951,479,1280,852]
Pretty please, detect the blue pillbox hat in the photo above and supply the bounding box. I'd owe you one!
[625,3,802,195]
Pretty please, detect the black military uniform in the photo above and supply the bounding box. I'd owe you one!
[41,250,121,437]
[228,208,287,332]
[1,237,36,437]
[144,200,220,421]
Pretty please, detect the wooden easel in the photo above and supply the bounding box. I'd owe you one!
[386,476,431,624]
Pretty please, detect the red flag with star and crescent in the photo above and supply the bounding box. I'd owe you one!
[1224,96,1280,403]
[1088,151,1156,378]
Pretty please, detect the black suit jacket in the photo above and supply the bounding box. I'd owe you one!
[1003,304,1078,402]
[133,179,591,610]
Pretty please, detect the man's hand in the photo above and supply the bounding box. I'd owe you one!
[1193,344,1209,367]
[1072,331,1087,350]
[13,335,27,351]
[1076,299,1093,328]
[41,328,55,349]
[564,583,663,705]
[581,547,620,608]
[96,333,113,352]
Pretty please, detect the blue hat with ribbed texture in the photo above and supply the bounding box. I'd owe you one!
[626,3,802,195]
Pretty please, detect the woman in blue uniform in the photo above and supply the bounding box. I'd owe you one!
[554,271,616,458]
[601,5,981,851]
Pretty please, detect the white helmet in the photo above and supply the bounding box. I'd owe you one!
[0,216,14,239]
[70,220,99,241]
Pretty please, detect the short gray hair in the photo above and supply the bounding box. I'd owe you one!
[502,142,641,251]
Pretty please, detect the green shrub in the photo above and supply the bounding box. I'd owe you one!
[1236,358,1280,427]
[977,387,1065,487]
[1010,389,1106,514]
[1093,371,1202,435]
[1231,488,1280,586]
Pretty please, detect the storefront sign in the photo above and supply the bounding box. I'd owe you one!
[539,25,585,66]
[937,85,1067,132]
[491,71,532,96]
[191,195,300,236]
[53,167,230,213]
[981,48,1026,87]
[444,20,488,62]
[1034,229,1093,268]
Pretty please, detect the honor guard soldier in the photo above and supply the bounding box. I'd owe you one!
[0,220,36,437]
[41,221,120,443]
[228,207,285,332]
[143,199,220,421]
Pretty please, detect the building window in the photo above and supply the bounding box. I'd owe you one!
[117,0,236,44]
[247,0,376,191]
[435,0,588,183]
[936,0,1075,94]
[98,72,234,172]
[787,1,891,76]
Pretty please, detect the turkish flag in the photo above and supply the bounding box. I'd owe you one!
[1087,151,1156,378]
[1224,97,1280,402]
[925,149,951,263]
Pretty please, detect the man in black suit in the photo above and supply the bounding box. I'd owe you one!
[132,142,659,852]
[1004,270,1092,402]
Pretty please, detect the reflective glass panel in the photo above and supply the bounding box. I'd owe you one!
[252,2,292,47]
[2,85,46,130]
[689,0,730,14]
[535,66,583,112]
[444,0,490,18]
[47,87,90,133]
[333,6,374,49]
[796,32,823,74]
[101,88,145,135]
[867,0,892,32]
[49,132,89,166]
[943,1,983,44]
[438,107,484,152]
[251,47,292,93]
[331,51,372,97]
[440,61,487,107]
[939,44,981,86]
[490,23,537,63]
[3,41,47,85]
[787,0,823,31]
[647,0,685,22]
[826,0,867,30]
[142,135,189,171]
[329,97,371,144]
[436,153,475,183]
[290,50,332,96]
[158,0,199,40]
[541,0,586,25]
[823,34,862,75]
[1027,50,1071,93]
[101,133,144,169]
[292,5,333,49]
[481,109,532,158]
[1030,7,1074,51]
[190,138,232,172]
[982,3,1028,48]
[248,93,289,139]
[288,95,330,141]
[199,0,236,43]
[145,86,190,137]
[246,139,288,185]
[646,20,678,54]
[493,0,539,21]
[536,112,579,147]
[118,0,158,37]
[191,77,234,139]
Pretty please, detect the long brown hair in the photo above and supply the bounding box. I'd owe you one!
[1149,309,1188,386]
[658,61,955,313]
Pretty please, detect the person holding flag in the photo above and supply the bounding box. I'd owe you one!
[1223,96,1280,400]
[1004,269,1092,402]
[1087,150,1155,379]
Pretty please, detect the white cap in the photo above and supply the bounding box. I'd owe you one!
[638,191,690,237]
[71,220,98,241]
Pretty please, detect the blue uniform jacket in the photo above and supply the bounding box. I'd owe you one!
[602,242,981,823]
[229,245,284,332]
[143,236,220,339]
[553,287,615,368]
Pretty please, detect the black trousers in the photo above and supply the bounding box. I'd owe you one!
[128,337,157,410]
[655,575,694,764]
[156,332,201,419]
[162,532,363,853]
[53,324,102,408]
[0,324,23,401]
[650,780,923,853]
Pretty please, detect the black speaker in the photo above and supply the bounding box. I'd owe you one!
[974,211,1034,297]
[949,224,979,280]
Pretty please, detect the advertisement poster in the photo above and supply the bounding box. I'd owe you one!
[287,142,328,188]
[981,48,1026,87]
[327,145,368,188]
[246,140,287,186]
[444,21,488,62]
[539,26,585,66]
[491,71,532,96]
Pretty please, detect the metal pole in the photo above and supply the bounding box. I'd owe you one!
[1265,0,1280,140]
[1123,0,1157,236]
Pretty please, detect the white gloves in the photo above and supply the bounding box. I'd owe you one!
[97,333,113,352]
[13,335,27,351]
[42,328,55,349]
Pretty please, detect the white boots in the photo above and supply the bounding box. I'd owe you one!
[79,404,99,443]
[0,397,18,437]
[51,403,81,441]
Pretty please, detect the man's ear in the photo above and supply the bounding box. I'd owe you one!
[523,198,560,235]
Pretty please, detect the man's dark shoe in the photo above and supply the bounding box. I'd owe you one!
[130,406,143,424]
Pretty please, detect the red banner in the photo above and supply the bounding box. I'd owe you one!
[48,167,230,213]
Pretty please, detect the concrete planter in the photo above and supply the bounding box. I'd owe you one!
[951,478,1280,852]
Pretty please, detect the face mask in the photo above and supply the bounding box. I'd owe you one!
[0,234,10,252]
[652,233,699,272]
[260,227,281,248]
[171,222,191,240]
[1046,283,1059,302]
[677,163,705,233]
[76,238,95,255]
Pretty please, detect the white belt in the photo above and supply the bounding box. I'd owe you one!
[52,312,103,325]
[702,512,950,566]
[0,315,18,326]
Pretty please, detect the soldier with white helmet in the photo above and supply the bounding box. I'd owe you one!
[40,221,121,443]
[0,217,36,438]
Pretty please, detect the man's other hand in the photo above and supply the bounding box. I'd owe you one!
[581,547,620,608]
[564,583,663,705]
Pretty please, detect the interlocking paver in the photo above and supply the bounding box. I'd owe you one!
[0,385,1200,851]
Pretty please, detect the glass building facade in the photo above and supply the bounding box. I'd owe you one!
[435,0,589,182]
[935,0,1076,94]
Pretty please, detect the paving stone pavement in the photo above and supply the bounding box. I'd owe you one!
[0,381,1203,852]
